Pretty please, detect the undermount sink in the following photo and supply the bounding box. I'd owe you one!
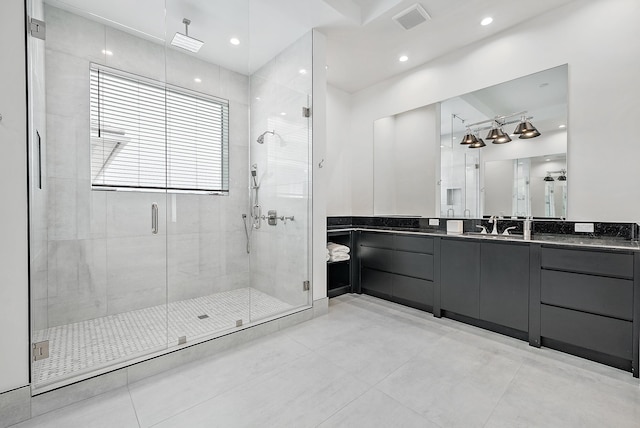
[463,232,523,240]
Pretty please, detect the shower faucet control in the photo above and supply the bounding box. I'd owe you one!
[264,210,295,226]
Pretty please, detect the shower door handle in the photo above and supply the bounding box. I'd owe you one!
[151,203,158,234]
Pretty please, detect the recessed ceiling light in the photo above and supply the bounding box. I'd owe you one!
[481,17,493,26]
[399,55,409,62]
[255,97,261,101]
[280,112,287,116]
[559,124,566,129]
[230,37,240,46]
[545,158,551,162]
[325,65,329,70]
[102,49,113,56]
[299,68,307,75]
[194,77,202,83]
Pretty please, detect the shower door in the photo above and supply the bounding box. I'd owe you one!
[28,0,170,391]
[247,31,314,319]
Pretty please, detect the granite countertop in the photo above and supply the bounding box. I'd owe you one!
[328,226,640,250]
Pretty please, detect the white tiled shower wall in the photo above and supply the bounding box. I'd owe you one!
[39,5,251,329]
[249,33,312,308]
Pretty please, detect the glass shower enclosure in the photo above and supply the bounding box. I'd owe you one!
[27,0,312,392]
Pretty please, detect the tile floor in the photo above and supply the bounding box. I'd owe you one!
[15,294,640,427]
[32,288,292,386]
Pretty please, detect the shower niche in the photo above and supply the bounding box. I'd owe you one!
[27,0,313,392]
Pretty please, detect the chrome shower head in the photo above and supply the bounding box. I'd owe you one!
[171,18,204,53]
[256,130,275,144]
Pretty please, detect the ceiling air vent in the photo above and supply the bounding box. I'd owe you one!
[392,4,431,30]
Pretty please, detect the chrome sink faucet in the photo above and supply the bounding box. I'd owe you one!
[502,226,517,235]
[489,216,498,235]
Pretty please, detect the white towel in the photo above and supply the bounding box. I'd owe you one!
[327,242,350,254]
[326,248,331,262]
[329,253,350,263]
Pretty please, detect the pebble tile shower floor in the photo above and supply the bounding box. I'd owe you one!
[32,288,292,385]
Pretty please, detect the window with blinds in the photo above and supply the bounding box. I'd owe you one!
[90,64,229,194]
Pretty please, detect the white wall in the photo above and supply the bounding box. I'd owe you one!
[0,0,30,393]
[334,0,640,222]
[312,30,328,301]
[373,105,438,216]
[326,84,351,216]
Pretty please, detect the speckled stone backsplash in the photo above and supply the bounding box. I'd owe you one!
[328,217,639,240]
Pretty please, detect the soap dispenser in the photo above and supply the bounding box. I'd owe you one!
[523,217,532,241]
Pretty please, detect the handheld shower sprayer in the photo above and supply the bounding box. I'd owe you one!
[256,130,275,144]
[250,164,259,189]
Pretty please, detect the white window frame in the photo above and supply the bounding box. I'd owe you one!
[90,63,229,195]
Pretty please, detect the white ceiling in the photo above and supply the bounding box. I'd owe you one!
[46,0,345,76]
[320,0,576,92]
[47,0,575,93]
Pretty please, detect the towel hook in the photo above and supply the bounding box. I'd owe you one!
[318,158,324,168]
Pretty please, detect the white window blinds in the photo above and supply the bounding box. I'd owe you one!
[90,64,229,193]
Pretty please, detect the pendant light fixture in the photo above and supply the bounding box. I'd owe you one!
[460,128,478,145]
[457,111,542,149]
[519,129,541,139]
[543,173,555,182]
[469,137,486,148]
[493,129,512,144]
[513,116,534,134]
[485,123,502,140]
[557,170,567,181]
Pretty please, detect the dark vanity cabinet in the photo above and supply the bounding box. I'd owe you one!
[440,239,480,319]
[532,245,639,373]
[479,241,530,332]
[331,219,640,377]
[441,238,529,335]
[359,232,434,311]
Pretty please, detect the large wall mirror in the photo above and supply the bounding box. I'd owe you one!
[440,64,567,218]
[373,64,568,218]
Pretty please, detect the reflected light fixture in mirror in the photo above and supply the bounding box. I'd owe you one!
[557,170,567,181]
[485,123,502,140]
[469,137,486,148]
[520,128,541,139]
[492,128,512,144]
[460,131,478,145]
[514,116,535,134]
[544,173,555,182]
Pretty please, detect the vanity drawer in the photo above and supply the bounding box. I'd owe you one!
[540,247,633,278]
[394,235,434,254]
[541,270,633,320]
[393,251,433,280]
[541,304,633,360]
[361,268,393,297]
[359,247,394,272]
[359,232,394,249]
[393,276,433,308]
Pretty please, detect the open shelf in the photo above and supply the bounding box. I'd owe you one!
[327,230,353,298]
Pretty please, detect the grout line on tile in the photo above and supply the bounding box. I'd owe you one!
[480,361,524,428]
[125,385,143,428]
